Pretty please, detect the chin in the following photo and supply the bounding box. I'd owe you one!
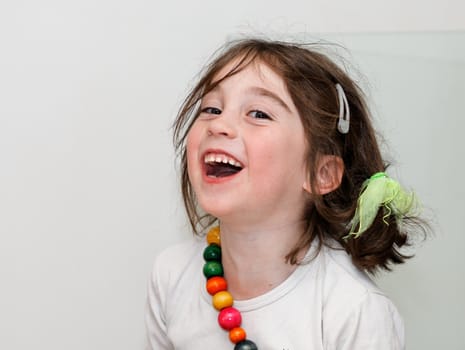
[197,198,235,220]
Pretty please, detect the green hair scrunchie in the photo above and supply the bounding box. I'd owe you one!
[344,172,419,239]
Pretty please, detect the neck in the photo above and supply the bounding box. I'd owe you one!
[218,220,307,300]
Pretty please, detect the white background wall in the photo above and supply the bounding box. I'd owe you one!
[1,1,464,349]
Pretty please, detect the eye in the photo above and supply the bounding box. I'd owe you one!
[201,107,222,115]
[249,110,271,120]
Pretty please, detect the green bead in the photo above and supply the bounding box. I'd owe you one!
[203,244,222,261]
[203,261,223,278]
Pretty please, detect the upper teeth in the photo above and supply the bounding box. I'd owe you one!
[204,153,243,168]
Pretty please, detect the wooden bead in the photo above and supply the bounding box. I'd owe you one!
[218,307,242,330]
[203,226,258,348]
[206,226,221,245]
[212,290,233,310]
[203,261,223,278]
[229,327,246,343]
[234,339,258,350]
[203,244,221,261]
[206,276,227,295]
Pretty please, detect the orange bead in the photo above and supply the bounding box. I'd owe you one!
[206,276,227,295]
[229,327,246,343]
[206,226,221,245]
[212,290,233,310]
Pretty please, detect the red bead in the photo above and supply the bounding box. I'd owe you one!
[206,276,227,295]
[218,307,242,330]
[229,327,246,343]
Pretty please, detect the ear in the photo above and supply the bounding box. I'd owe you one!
[303,155,344,195]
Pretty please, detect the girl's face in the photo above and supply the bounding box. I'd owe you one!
[186,60,310,227]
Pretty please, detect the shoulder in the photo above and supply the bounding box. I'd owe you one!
[147,237,205,319]
[321,242,379,305]
[145,238,205,350]
[319,243,404,349]
[154,237,204,265]
[148,237,206,307]
[151,237,204,286]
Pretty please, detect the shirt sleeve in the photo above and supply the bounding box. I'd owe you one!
[144,257,175,350]
[325,291,405,350]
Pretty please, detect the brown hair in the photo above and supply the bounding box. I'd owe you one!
[173,38,424,273]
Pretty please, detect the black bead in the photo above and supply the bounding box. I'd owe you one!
[234,339,258,350]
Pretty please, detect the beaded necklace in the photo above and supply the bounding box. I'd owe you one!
[202,226,259,350]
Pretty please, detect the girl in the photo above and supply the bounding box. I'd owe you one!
[145,38,423,350]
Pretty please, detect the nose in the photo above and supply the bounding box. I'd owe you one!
[206,111,238,138]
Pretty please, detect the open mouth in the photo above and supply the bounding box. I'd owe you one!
[204,152,244,178]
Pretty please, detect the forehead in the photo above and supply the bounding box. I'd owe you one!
[209,57,288,96]
[204,56,300,119]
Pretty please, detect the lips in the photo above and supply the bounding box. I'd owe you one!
[203,151,244,178]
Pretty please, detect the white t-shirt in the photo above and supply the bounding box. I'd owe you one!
[145,237,404,350]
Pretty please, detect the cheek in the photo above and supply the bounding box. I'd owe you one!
[186,127,202,177]
[250,132,308,184]
[186,132,195,158]
[247,136,286,186]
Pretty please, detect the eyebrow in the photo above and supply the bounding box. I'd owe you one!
[205,84,292,113]
[246,86,292,113]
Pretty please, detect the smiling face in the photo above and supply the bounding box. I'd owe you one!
[185,59,311,227]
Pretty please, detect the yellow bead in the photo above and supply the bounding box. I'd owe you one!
[207,226,221,246]
[212,290,233,310]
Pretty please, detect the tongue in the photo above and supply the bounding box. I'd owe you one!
[206,163,241,178]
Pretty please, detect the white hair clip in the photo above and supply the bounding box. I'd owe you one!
[336,83,350,134]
